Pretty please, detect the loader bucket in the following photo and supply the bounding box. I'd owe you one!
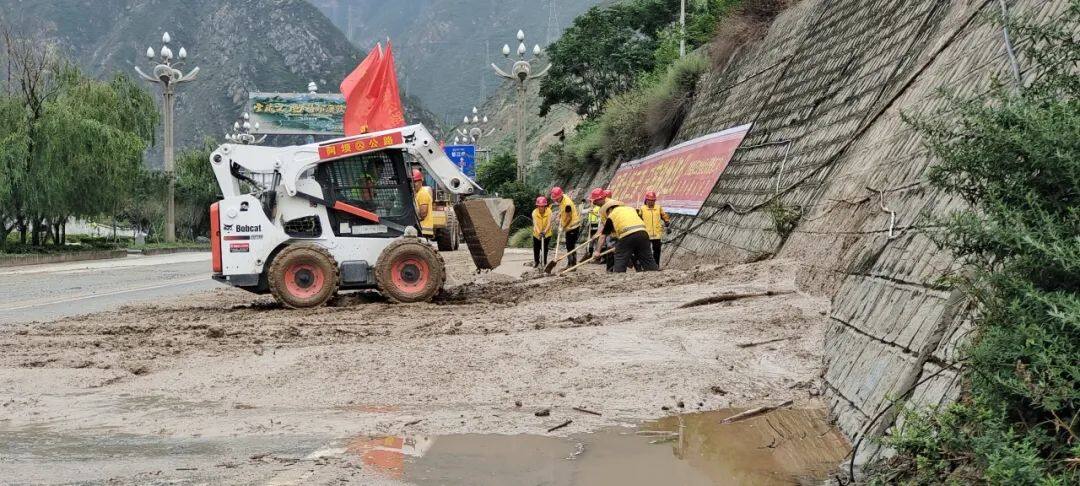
[454,198,515,270]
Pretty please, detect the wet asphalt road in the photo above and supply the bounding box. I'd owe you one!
[0,252,217,325]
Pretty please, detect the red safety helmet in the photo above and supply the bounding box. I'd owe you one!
[644,191,657,201]
[412,169,423,182]
[603,189,613,198]
[550,186,564,200]
[589,187,605,202]
[535,196,549,207]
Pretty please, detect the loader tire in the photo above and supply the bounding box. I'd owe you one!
[375,238,446,303]
[435,212,460,252]
[268,244,340,309]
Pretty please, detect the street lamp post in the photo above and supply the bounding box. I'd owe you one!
[454,106,491,148]
[225,112,267,145]
[491,30,549,182]
[135,32,200,243]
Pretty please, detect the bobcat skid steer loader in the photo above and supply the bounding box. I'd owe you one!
[207,124,514,308]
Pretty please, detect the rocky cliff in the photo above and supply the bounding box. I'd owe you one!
[566,0,1070,469]
[0,0,437,164]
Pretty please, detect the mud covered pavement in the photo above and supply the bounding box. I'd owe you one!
[0,249,838,484]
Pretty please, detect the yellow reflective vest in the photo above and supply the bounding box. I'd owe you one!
[588,205,600,225]
[414,186,434,235]
[639,204,670,240]
[606,206,647,238]
[532,207,554,238]
[557,195,581,230]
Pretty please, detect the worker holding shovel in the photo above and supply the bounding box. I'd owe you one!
[593,200,658,273]
[532,196,554,268]
[550,186,581,268]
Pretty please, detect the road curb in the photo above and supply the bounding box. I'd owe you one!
[0,247,210,268]
[132,247,211,256]
[0,250,129,268]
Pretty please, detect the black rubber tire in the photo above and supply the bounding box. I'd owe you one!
[435,210,459,251]
[435,227,454,251]
[450,213,460,251]
[375,237,446,303]
[267,244,340,309]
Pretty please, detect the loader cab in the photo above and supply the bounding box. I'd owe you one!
[314,149,419,237]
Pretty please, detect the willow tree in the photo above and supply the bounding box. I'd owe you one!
[14,68,160,246]
[25,67,157,245]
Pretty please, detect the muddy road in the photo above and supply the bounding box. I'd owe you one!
[0,249,843,484]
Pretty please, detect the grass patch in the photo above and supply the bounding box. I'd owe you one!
[508,227,533,249]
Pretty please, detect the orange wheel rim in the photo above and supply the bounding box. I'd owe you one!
[284,263,325,299]
[390,257,430,295]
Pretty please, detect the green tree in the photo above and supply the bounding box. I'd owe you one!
[475,152,543,230]
[539,0,677,117]
[28,67,158,243]
[475,151,518,191]
[879,3,1080,483]
[0,95,30,244]
[175,140,221,239]
[0,25,158,248]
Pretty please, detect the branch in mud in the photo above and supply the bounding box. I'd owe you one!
[547,419,573,433]
[678,290,794,309]
[720,400,794,424]
[737,335,798,348]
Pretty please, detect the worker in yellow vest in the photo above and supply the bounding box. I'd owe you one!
[638,191,671,266]
[588,188,621,270]
[412,169,434,237]
[593,200,658,272]
[532,196,554,267]
[549,186,581,267]
[586,203,601,254]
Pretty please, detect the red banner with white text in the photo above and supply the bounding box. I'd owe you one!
[607,124,751,215]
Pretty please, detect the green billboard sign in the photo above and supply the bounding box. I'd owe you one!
[246,92,345,135]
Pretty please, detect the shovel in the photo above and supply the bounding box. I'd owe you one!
[544,232,601,274]
[550,229,563,268]
[559,247,615,276]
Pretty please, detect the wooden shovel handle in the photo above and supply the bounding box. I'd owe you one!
[560,247,615,275]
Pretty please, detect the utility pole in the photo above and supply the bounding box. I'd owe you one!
[136,32,199,243]
[679,0,686,57]
[491,30,550,182]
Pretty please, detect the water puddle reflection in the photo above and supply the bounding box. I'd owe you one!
[350,408,850,485]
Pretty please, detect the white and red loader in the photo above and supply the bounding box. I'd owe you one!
[207,124,513,308]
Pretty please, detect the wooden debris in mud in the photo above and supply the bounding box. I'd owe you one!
[736,335,798,348]
[720,400,794,424]
[547,419,573,432]
[678,290,794,309]
[572,406,602,416]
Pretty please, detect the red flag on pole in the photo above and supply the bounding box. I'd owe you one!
[340,41,405,136]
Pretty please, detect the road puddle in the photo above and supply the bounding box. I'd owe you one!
[348,408,850,485]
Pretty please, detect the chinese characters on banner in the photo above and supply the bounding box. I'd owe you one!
[607,124,752,216]
[246,93,346,135]
[318,132,404,160]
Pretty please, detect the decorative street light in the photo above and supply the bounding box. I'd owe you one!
[225,112,267,145]
[135,31,200,243]
[454,106,493,148]
[491,29,549,182]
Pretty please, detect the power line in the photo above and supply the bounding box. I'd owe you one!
[546,0,560,45]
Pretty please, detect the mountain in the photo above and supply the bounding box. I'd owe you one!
[309,0,609,123]
[0,0,438,166]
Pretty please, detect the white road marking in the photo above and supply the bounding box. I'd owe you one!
[0,276,211,311]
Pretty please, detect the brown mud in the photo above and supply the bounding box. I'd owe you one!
[0,249,836,484]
